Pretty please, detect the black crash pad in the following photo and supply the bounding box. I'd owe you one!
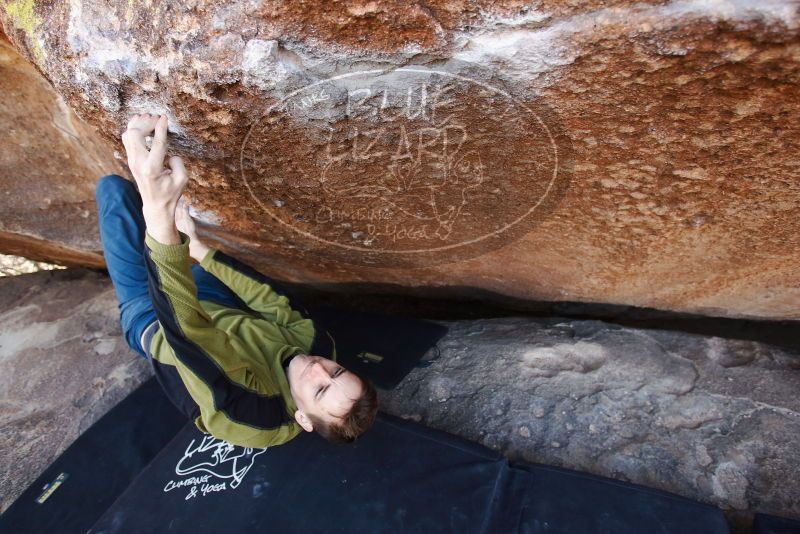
[1,378,732,534]
[753,513,800,534]
[507,463,730,534]
[0,378,185,534]
[308,306,449,389]
[86,412,729,534]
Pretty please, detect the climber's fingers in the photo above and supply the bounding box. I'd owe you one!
[174,196,197,237]
[121,125,148,162]
[125,113,158,135]
[167,156,188,192]
[148,115,169,166]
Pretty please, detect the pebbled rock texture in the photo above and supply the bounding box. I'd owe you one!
[379,317,800,531]
[0,268,151,513]
[1,1,799,319]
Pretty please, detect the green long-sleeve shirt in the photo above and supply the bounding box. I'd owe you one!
[143,231,336,448]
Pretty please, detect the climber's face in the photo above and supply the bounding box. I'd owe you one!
[287,354,362,432]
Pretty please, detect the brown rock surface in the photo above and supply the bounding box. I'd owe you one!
[0,268,151,513]
[0,32,126,268]
[1,1,799,319]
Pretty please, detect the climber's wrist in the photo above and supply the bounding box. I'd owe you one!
[143,205,181,245]
[188,240,210,262]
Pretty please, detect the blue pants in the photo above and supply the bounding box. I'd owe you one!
[95,174,246,358]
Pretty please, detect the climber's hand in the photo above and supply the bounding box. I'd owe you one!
[122,113,167,181]
[175,197,198,238]
[121,113,187,245]
[175,197,211,262]
[121,114,177,200]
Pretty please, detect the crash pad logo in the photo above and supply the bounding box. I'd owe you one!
[239,63,572,267]
[163,435,267,500]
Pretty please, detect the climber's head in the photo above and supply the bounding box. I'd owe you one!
[287,354,378,443]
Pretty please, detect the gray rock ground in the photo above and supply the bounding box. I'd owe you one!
[0,269,151,512]
[378,318,800,531]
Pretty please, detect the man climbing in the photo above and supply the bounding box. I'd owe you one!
[95,113,378,448]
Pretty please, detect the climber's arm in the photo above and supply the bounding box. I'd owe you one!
[121,113,189,247]
[175,202,311,326]
[121,113,233,354]
[121,114,285,421]
[120,114,234,365]
[123,114,322,364]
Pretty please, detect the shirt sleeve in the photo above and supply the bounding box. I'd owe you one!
[143,231,291,430]
[199,248,310,326]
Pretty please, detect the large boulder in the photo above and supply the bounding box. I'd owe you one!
[1,1,799,319]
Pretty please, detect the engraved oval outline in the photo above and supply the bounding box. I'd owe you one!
[239,67,560,254]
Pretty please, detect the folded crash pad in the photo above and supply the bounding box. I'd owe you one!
[87,411,729,534]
